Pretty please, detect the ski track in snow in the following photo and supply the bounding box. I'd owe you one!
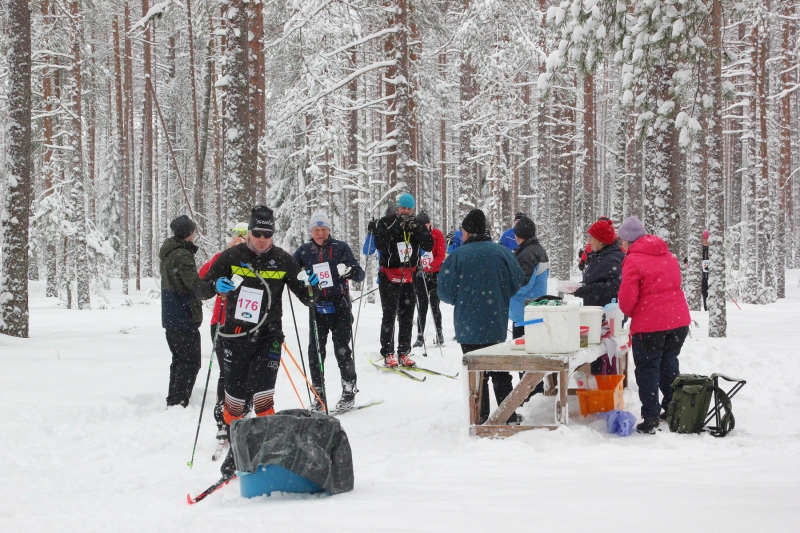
[2,274,799,532]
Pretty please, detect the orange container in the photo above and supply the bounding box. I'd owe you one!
[576,374,624,417]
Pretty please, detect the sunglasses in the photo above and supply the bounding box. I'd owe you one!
[251,229,272,239]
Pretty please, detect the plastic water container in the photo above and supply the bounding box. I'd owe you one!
[523,303,580,354]
[579,306,604,345]
[238,464,324,498]
[603,298,623,337]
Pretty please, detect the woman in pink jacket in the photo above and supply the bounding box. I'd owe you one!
[617,216,691,434]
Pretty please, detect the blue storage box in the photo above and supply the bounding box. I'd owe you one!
[238,464,325,498]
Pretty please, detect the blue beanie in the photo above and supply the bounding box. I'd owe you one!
[397,193,415,209]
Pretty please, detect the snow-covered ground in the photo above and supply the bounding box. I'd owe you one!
[2,272,800,532]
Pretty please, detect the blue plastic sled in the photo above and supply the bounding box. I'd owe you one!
[238,465,325,498]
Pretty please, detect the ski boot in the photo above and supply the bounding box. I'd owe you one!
[335,380,358,412]
[399,353,416,367]
[220,448,236,477]
[309,387,327,413]
[412,335,424,348]
[384,353,398,368]
[215,424,228,442]
[433,330,445,346]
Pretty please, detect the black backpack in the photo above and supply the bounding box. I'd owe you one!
[666,374,736,437]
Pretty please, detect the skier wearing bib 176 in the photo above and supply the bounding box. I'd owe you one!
[373,193,434,368]
[197,206,311,474]
[294,212,365,412]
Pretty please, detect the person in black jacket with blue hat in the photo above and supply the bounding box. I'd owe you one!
[294,211,365,411]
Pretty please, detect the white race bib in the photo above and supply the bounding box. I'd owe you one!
[312,262,334,288]
[397,242,412,262]
[702,259,710,273]
[235,286,264,324]
[421,251,433,269]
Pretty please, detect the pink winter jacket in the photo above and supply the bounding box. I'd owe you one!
[618,234,691,335]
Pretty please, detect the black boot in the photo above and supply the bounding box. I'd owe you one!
[309,386,327,413]
[636,418,661,434]
[413,335,424,348]
[434,330,445,346]
[220,448,236,477]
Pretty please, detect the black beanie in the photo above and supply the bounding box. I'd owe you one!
[461,209,486,235]
[513,216,536,240]
[249,205,275,236]
[170,215,196,239]
[417,211,431,225]
[514,212,526,222]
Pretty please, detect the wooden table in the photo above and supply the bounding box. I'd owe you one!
[462,334,630,438]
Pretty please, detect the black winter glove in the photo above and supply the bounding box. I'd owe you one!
[399,215,418,231]
[368,219,377,234]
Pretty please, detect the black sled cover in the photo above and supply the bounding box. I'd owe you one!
[230,409,354,494]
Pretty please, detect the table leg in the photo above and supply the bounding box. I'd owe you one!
[468,371,484,426]
[557,368,569,425]
[485,372,546,426]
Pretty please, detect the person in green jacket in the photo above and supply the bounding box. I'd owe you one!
[160,215,204,407]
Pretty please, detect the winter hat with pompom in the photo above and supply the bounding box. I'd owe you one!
[587,216,616,245]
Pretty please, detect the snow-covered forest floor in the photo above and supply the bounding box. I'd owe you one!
[2,273,799,533]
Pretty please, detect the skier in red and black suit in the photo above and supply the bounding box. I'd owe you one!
[413,211,446,347]
[294,211,365,412]
[373,193,434,368]
[197,205,311,476]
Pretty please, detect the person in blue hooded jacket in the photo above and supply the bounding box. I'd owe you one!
[438,209,524,424]
[508,216,550,337]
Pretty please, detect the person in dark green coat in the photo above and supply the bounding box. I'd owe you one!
[160,215,204,407]
[438,209,524,424]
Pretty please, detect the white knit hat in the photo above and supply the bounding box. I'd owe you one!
[309,211,332,232]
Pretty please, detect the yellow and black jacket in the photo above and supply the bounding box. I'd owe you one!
[198,242,310,338]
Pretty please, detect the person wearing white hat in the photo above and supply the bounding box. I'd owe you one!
[294,211,365,412]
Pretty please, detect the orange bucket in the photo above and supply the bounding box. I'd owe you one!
[576,374,624,417]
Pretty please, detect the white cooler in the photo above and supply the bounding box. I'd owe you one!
[524,304,580,354]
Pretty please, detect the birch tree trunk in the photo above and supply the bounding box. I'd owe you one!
[0,0,31,336]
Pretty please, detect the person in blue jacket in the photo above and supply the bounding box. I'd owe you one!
[438,209,524,424]
[508,216,550,337]
[500,212,526,251]
[447,227,463,254]
[294,211,365,412]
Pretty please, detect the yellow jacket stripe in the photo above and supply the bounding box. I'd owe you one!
[230,265,286,280]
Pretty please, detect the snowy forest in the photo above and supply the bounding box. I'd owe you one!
[1,0,798,339]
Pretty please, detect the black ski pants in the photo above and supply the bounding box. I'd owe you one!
[308,300,357,396]
[219,335,283,422]
[461,343,514,424]
[415,272,443,336]
[701,275,709,311]
[632,326,689,420]
[165,327,202,407]
[378,273,416,357]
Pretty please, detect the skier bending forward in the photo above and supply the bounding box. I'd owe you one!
[198,205,311,475]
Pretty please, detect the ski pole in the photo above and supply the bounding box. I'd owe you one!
[188,321,221,469]
[418,261,444,357]
[287,290,313,405]
[725,290,742,310]
[351,286,379,303]
[306,281,328,414]
[352,230,374,349]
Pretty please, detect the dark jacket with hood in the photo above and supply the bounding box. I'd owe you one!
[373,214,434,269]
[294,236,365,302]
[159,237,203,329]
[198,242,311,339]
[574,242,625,307]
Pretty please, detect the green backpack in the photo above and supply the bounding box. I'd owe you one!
[666,374,735,437]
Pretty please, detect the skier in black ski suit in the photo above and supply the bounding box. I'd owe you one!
[197,206,311,475]
[294,211,365,412]
[373,193,434,368]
